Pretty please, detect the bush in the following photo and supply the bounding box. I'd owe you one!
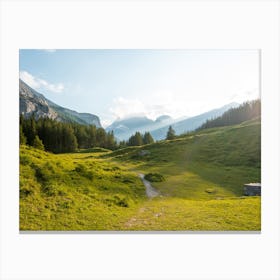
[20,187,33,198]
[104,195,129,207]
[20,155,31,165]
[144,173,165,182]
[205,188,216,194]
[75,164,93,180]
[41,184,59,196]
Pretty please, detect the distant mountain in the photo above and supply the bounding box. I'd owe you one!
[19,79,101,127]
[150,102,240,140]
[106,115,174,140]
[197,99,261,131]
[155,115,173,123]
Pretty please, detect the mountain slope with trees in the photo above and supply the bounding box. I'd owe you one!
[20,115,116,153]
[196,99,261,131]
[149,102,239,140]
[20,79,101,127]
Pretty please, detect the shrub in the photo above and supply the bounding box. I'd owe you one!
[20,187,33,198]
[205,188,216,194]
[104,195,129,207]
[33,135,45,150]
[144,173,165,182]
[20,155,31,165]
[75,164,93,180]
[41,184,59,196]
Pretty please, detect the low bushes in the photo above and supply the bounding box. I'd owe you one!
[144,173,165,182]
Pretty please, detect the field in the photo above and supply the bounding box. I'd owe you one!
[20,119,261,231]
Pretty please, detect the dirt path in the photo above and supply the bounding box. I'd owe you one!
[139,173,159,198]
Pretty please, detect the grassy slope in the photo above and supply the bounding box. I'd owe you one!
[20,119,261,230]
[105,119,261,199]
[20,146,145,230]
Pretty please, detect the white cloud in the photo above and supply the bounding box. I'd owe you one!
[20,71,64,93]
[109,97,146,119]
[109,90,194,121]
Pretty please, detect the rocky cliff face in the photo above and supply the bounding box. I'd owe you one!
[20,79,59,120]
[19,79,101,127]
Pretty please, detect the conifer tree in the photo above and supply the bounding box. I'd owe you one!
[105,131,116,150]
[166,126,176,140]
[128,132,143,146]
[24,115,37,145]
[20,125,27,145]
[143,132,154,144]
[134,132,143,146]
[33,135,44,150]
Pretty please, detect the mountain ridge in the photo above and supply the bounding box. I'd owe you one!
[149,102,239,140]
[106,102,239,141]
[19,79,101,127]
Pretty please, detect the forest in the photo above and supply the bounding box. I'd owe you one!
[20,115,117,153]
[196,99,261,131]
[20,114,155,153]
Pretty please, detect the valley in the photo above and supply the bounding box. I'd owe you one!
[20,118,261,231]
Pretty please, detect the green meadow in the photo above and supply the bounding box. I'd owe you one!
[20,119,261,231]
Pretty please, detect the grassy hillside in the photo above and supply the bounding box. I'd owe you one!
[20,119,261,231]
[105,119,261,200]
[20,146,145,230]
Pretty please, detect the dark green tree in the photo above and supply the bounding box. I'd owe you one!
[20,125,27,145]
[118,140,127,149]
[128,131,143,146]
[33,135,44,150]
[166,126,176,140]
[143,132,154,145]
[105,131,116,150]
[24,115,37,145]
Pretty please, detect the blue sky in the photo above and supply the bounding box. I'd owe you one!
[19,49,260,127]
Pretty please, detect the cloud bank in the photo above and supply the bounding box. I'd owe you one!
[109,90,191,121]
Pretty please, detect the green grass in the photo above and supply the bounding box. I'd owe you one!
[20,119,261,231]
[122,196,261,231]
[104,119,261,200]
[20,145,145,230]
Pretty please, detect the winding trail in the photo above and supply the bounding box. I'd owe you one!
[139,173,159,198]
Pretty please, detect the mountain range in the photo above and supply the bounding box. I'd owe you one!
[20,79,239,140]
[19,79,101,127]
[106,102,239,140]
[105,114,175,140]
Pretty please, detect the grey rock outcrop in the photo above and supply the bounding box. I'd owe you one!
[19,79,101,127]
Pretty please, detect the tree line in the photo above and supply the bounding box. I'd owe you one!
[20,115,178,153]
[196,99,261,131]
[118,131,155,147]
[20,115,117,153]
[119,126,176,147]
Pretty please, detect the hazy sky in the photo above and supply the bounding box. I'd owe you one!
[19,49,260,127]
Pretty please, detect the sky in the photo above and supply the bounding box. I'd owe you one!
[19,49,260,127]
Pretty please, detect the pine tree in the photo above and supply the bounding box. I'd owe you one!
[166,126,175,140]
[136,132,143,146]
[61,125,78,153]
[143,132,154,144]
[33,135,44,150]
[20,125,27,145]
[128,132,143,146]
[118,140,127,149]
[24,115,37,145]
[105,131,116,150]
